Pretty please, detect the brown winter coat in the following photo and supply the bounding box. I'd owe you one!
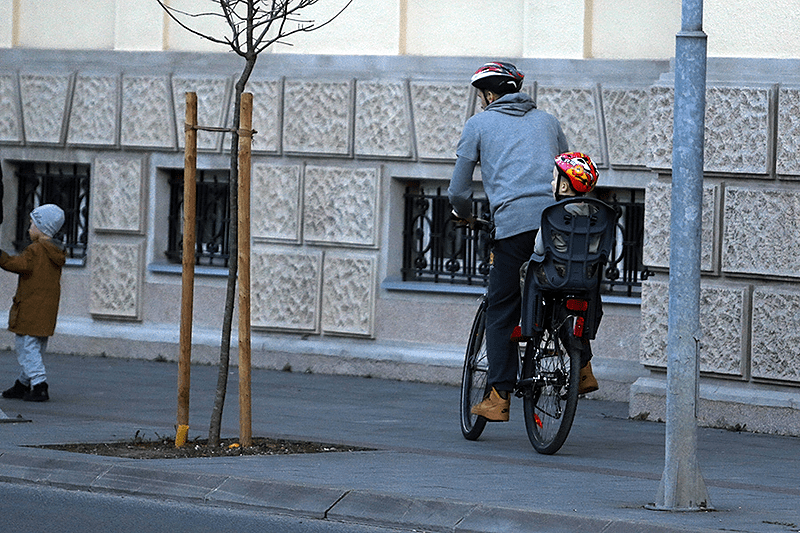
[0,238,66,337]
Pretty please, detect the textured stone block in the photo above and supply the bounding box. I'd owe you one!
[643,180,717,271]
[251,248,322,332]
[248,79,282,153]
[208,80,281,154]
[90,242,143,319]
[172,76,229,151]
[648,84,771,174]
[751,288,800,383]
[304,166,380,247]
[322,253,376,337]
[283,80,351,155]
[120,76,175,149]
[647,85,673,169]
[0,73,21,143]
[537,86,603,166]
[67,75,118,146]
[20,73,70,144]
[410,81,469,160]
[705,86,770,174]
[602,87,651,168]
[92,157,145,233]
[777,87,800,177]
[640,279,747,376]
[639,280,668,368]
[699,284,749,376]
[251,162,301,242]
[723,187,800,278]
[355,80,413,159]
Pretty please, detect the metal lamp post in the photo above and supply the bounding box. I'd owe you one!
[654,0,712,511]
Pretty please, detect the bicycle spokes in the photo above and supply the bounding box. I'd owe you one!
[522,324,580,455]
[532,349,568,418]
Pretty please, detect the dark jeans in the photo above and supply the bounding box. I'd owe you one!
[485,230,537,392]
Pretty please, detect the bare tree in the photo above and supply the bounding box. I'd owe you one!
[156,0,353,446]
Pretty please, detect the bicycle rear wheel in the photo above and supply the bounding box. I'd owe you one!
[460,298,489,440]
[521,324,580,454]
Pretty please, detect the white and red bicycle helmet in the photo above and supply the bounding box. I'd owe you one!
[470,61,524,94]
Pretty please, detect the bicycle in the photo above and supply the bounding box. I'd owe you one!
[459,197,616,454]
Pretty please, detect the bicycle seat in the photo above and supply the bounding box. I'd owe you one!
[531,197,616,292]
[520,197,616,339]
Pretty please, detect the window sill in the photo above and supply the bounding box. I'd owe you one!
[382,277,487,296]
[382,277,641,305]
[148,262,229,277]
[602,294,642,306]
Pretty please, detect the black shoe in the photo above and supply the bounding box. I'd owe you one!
[23,382,49,402]
[2,380,30,399]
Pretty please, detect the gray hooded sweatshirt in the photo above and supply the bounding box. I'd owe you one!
[448,92,569,240]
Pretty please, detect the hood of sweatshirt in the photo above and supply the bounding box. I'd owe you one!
[40,237,67,268]
[485,92,536,117]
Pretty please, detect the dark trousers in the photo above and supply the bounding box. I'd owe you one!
[485,230,536,392]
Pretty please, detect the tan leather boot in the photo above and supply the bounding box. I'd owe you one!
[471,387,510,421]
[579,361,599,395]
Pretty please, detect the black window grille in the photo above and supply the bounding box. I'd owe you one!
[402,186,651,296]
[595,189,652,297]
[14,162,90,261]
[402,186,492,285]
[166,169,231,267]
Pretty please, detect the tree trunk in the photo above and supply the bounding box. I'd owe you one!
[208,55,257,446]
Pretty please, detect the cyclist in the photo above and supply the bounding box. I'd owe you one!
[448,61,569,422]
[527,152,603,395]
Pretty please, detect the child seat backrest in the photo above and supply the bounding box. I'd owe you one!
[533,197,616,292]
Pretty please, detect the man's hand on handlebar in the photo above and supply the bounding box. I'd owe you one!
[451,210,492,233]
[450,209,475,226]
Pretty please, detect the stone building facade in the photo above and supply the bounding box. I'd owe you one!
[0,49,799,434]
[634,61,800,434]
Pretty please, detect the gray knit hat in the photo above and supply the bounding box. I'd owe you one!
[30,204,65,237]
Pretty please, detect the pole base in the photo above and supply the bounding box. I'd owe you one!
[653,461,713,511]
[645,502,715,512]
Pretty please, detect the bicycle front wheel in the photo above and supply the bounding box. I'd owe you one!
[460,298,489,440]
[521,325,580,454]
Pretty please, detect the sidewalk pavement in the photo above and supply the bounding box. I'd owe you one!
[1,351,798,533]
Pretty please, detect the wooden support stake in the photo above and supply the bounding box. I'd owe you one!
[238,92,253,447]
[176,92,197,447]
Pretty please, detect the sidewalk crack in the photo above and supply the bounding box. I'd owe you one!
[324,489,351,519]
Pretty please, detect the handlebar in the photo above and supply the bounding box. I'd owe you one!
[450,210,493,233]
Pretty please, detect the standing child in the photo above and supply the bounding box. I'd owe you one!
[1,204,66,402]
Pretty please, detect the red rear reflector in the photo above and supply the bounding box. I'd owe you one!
[566,299,588,311]
[574,317,585,337]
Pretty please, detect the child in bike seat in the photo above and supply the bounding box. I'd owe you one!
[525,152,603,394]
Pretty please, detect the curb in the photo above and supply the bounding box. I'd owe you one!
[0,450,718,533]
